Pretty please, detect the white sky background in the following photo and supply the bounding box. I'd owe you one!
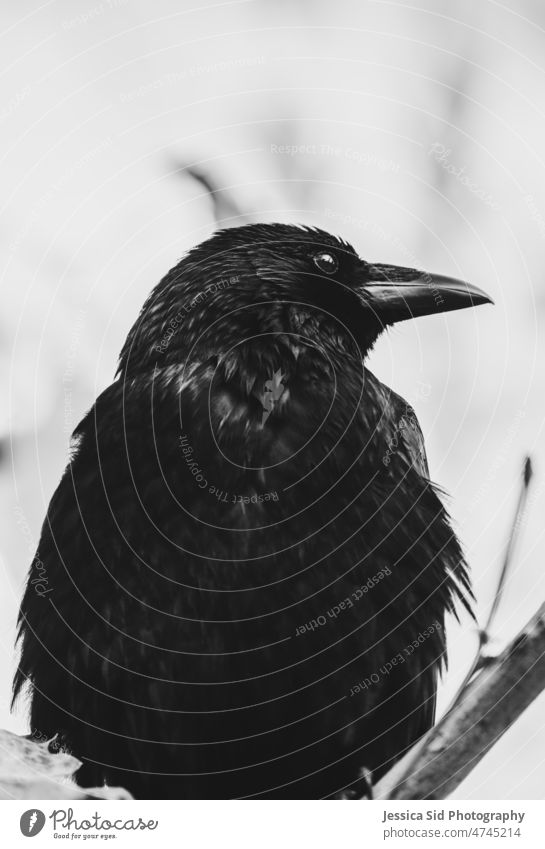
[0,0,544,799]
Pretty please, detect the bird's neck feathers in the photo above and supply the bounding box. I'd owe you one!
[114,252,378,446]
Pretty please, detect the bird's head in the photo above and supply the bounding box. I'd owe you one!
[118,223,492,376]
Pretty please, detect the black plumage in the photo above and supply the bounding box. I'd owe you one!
[13,224,491,798]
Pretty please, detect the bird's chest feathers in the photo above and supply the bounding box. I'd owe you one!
[206,346,351,469]
[154,353,420,534]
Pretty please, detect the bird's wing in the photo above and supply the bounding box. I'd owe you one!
[382,385,430,479]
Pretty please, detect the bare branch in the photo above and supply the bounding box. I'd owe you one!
[375,600,545,799]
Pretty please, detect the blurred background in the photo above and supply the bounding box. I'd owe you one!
[1,0,544,799]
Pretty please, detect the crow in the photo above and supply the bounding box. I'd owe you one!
[13,223,492,799]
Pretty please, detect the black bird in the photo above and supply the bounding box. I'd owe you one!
[13,224,491,799]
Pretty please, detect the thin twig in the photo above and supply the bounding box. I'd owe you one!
[447,456,533,713]
[483,455,533,637]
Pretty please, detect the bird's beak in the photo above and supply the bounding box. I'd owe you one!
[359,263,493,323]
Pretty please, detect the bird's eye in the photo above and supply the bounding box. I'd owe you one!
[313,252,339,275]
